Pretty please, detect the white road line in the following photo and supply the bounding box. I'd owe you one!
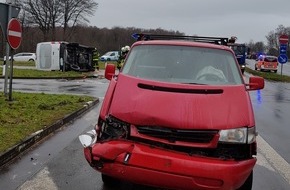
[18,167,58,190]
[257,135,290,184]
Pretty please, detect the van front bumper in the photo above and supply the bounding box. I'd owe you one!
[84,140,256,190]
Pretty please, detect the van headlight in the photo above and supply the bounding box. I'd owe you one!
[79,130,97,148]
[219,127,256,144]
[100,115,130,140]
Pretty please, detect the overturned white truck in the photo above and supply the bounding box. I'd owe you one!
[36,41,95,72]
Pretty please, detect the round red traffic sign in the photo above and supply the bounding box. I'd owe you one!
[7,18,22,49]
[279,34,289,45]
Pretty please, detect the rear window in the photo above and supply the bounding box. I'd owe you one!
[264,57,277,62]
[122,45,243,85]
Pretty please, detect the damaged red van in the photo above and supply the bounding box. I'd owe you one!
[79,34,264,190]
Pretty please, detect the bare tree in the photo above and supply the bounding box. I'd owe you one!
[266,25,290,57]
[16,0,97,41]
[59,0,98,40]
[16,0,57,40]
[266,25,290,51]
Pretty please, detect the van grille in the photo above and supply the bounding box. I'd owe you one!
[136,126,218,143]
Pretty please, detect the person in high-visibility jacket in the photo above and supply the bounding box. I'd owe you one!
[93,48,100,70]
[117,45,130,71]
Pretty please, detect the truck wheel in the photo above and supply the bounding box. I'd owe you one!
[236,171,253,190]
[101,174,120,187]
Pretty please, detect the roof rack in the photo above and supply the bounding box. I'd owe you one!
[132,33,229,45]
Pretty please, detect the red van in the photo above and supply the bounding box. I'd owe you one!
[79,34,264,190]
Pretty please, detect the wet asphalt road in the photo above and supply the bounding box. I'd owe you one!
[0,77,109,98]
[1,73,290,189]
[246,59,290,76]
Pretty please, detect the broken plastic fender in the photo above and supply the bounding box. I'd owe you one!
[91,140,134,161]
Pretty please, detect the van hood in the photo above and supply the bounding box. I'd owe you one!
[108,75,254,130]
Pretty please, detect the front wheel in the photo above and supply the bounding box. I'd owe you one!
[236,171,253,190]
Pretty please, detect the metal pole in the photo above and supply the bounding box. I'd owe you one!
[281,64,283,82]
[8,49,13,101]
[3,2,12,96]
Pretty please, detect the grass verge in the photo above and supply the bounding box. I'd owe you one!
[0,67,95,78]
[0,61,116,78]
[245,67,290,82]
[0,92,96,153]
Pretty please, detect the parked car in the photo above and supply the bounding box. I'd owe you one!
[4,52,36,62]
[100,51,119,61]
[255,55,278,73]
[79,34,264,190]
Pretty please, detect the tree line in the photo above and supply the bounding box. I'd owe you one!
[247,24,290,58]
[0,0,289,58]
[0,25,185,58]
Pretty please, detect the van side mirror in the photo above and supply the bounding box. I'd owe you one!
[105,63,116,80]
[247,76,264,91]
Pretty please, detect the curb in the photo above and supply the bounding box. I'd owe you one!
[0,99,100,168]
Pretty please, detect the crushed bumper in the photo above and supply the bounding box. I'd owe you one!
[84,140,256,190]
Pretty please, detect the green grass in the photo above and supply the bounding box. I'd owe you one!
[0,60,104,154]
[0,60,35,67]
[12,69,92,78]
[0,92,96,153]
[245,67,290,82]
[0,60,116,78]
[0,67,95,78]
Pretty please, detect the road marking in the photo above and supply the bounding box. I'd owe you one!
[257,135,290,184]
[18,167,58,190]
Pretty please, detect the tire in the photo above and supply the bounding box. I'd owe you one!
[101,174,120,187]
[107,58,111,61]
[70,64,80,71]
[28,59,34,62]
[254,65,257,70]
[236,171,253,190]
[274,70,277,73]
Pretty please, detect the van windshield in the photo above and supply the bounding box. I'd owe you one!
[122,45,243,85]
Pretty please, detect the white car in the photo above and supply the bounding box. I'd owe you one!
[100,51,119,61]
[4,52,36,62]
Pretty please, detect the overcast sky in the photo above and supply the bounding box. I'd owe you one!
[92,0,290,44]
[1,0,290,44]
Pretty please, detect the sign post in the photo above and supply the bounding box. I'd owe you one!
[7,18,22,49]
[278,34,289,80]
[6,18,22,101]
[1,2,20,96]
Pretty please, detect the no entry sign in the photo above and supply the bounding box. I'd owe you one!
[279,34,289,45]
[7,18,22,49]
